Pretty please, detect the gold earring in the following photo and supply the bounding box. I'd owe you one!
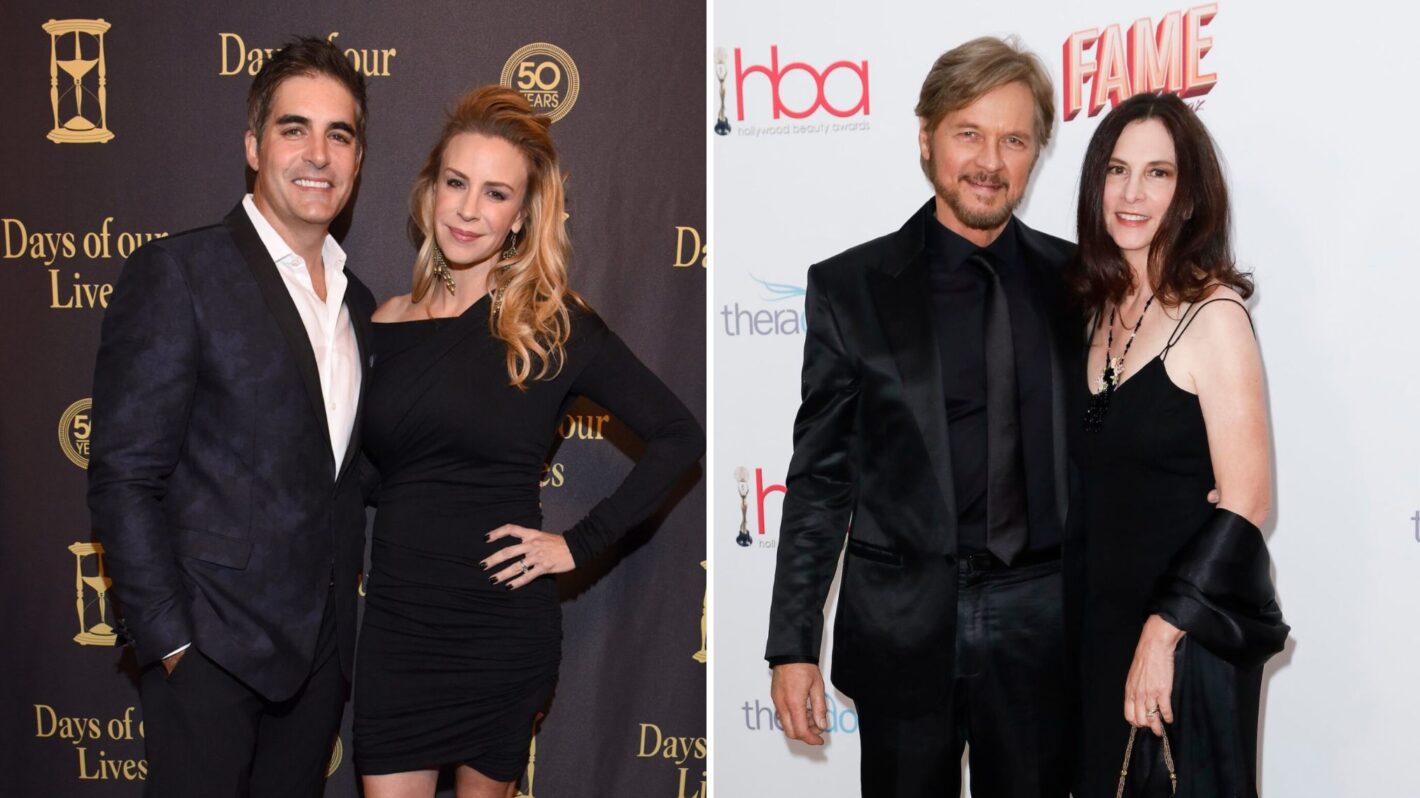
[432,242,457,296]
[502,230,520,261]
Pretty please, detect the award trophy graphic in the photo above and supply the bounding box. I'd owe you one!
[515,735,537,797]
[68,541,121,645]
[692,560,708,664]
[734,466,752,546]
[43,19,114,144]
[713,47,731,135]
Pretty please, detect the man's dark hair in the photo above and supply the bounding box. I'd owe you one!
[246,36,368,150]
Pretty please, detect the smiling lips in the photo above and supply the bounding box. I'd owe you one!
[446,226,481,243]
[962,173,1007,195]
[293,178,334,190]
[1114,212,1151,225]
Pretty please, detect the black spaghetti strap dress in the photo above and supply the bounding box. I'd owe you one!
[353,296,702,779]
[1076,299,1269,798]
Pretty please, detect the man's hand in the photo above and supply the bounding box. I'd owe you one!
[770,663,828,745]
[162,649,187,675]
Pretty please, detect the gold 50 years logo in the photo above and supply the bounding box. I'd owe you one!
[501,43,579,123]
[59,398,92,468]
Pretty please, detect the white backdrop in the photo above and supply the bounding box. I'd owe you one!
[711,1,1420,795]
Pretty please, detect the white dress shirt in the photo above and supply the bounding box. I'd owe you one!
[241,194,362,472]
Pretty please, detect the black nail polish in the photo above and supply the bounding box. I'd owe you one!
[488,575,497,583]
[505,583,514,590]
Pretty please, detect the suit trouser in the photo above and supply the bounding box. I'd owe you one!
[139,591,346,798]
[858,558,1069,798]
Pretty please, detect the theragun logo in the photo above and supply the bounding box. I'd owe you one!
[43,19,114,143]
[501,43,580,123]
[1062,3,1219,121]
[59,397,92,468]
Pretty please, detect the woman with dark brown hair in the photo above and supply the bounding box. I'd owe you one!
[352,86,702,798]
[1069,92,1288,796]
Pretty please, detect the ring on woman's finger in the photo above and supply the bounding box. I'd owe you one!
[520,561,532,574]
[1146,708,1160,719]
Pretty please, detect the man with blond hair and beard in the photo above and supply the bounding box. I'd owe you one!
[765,37,1080,796]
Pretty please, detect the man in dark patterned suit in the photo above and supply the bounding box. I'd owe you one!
[89,37,375,796]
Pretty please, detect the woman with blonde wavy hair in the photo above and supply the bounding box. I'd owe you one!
[353,86,703,798]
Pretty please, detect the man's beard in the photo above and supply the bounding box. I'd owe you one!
[930,168,1020,231]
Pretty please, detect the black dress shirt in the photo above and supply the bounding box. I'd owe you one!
[924,216,1061,556]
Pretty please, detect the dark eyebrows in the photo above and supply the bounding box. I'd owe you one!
[273,115,355,138]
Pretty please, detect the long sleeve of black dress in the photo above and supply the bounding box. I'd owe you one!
[559,318,705,566]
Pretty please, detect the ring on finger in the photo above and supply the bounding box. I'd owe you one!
[1146,708,1160,719]
[520,561,532,574]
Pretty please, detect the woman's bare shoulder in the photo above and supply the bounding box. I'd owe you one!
[372,293,415,323]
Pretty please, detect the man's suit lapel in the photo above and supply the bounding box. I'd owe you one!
[335,281,373,484]
[223,204,334,476]
[868,203,959,542]
[1017,223,1071,528]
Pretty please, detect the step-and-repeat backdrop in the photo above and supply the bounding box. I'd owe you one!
[713,1,1417,795]
[0,2,705,795]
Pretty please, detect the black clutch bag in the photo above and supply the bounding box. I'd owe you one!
[1116,724,1177,798]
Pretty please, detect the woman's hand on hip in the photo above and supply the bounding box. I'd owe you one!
[482,524,575,589]
[1124,613,1185,737]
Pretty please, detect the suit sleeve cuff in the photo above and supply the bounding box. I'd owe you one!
[162,643,191,660]
[766,655,819,667]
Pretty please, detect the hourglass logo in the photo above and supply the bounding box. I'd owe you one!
[43,19,114,144]
[67,542,121,646]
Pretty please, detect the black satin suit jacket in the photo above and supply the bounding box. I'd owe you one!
[88,204,374,701]
[765,200,1082,711]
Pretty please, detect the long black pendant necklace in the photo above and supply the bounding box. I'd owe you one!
[1083,294,1154,433]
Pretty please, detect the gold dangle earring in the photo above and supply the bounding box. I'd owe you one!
[492,231,519,319]
[431,242,457,296]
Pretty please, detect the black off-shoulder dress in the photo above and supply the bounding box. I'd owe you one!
[353,297,702,779]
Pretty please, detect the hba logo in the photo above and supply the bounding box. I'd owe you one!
[732,46,869,120]
[1062,3,1218,121]
[732,467,785,549]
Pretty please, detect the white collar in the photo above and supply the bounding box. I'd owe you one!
[241,194,347,274]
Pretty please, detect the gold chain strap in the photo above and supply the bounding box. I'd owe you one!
[1115,725,1177,798]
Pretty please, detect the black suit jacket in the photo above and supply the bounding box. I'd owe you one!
[765,199,1081,711]
[88,203,374,701]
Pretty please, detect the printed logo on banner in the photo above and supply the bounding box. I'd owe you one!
[559,412,610,440]
[218,31,397,78]
[539,461,566,488]
[58,397,92,469]
[673,226,707,269]
[693,560,708,664]
[501,43,580,123]
[326,737,342,778]
[714,44,871,138]
[730,466,785,549]
[635,722,706,798]
[719,275,805,337]
[515,735,537,797]
[740,694,859,734]
[66,541,123,646]
[1062,3,1219,121]
[43,19,115,143]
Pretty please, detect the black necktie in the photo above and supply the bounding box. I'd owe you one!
[969,251,1028,564]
